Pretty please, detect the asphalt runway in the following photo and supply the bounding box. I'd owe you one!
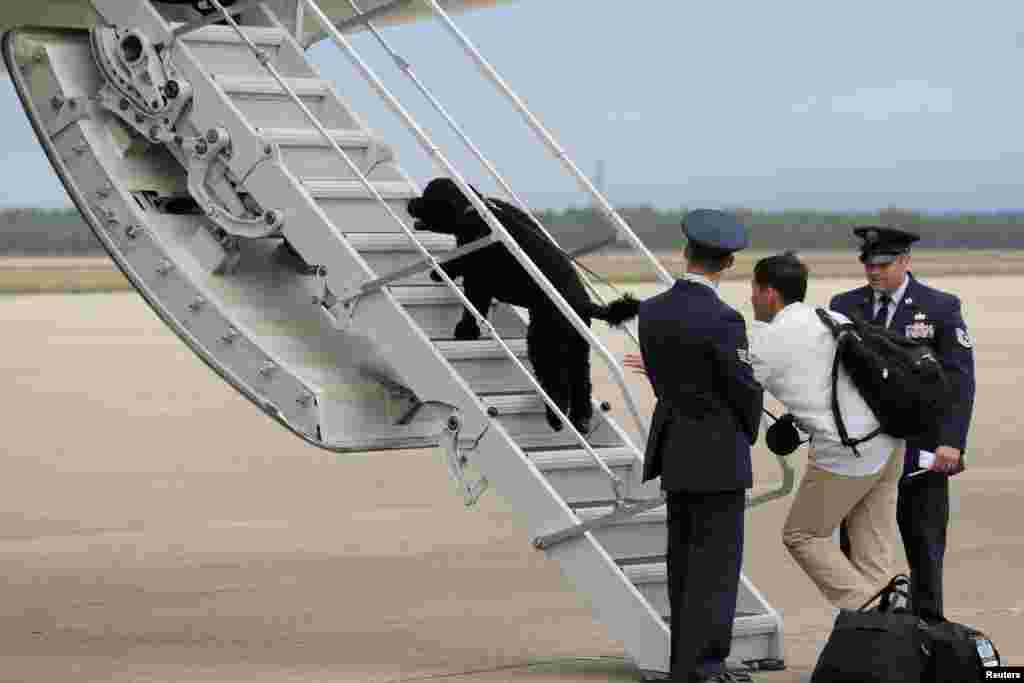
[0,274,1018,681]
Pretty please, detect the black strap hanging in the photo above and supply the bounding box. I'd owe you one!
[816,309,883,456]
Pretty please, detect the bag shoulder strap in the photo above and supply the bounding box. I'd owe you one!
[816,309,880,455]
[815,307,860,336]
[815,307,839,336]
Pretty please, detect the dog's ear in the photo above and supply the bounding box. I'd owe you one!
[423,177,477,212]
[407,197,427,219]
[408,197,459,233]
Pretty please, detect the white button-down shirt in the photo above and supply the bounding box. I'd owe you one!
[750,302,901,476]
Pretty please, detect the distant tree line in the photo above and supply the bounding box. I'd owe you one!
[3,206,1024,256]
[539,206,1024,253]
[0,208,105,255]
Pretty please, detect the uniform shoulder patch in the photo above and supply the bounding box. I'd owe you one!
[956,328,973,349]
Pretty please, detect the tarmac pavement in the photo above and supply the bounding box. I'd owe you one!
[0,276,1018,681]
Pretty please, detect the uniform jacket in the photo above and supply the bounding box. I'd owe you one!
[830,274,976,472]
[639,280,763,492]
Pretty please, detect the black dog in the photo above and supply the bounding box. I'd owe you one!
[407,178,638,434]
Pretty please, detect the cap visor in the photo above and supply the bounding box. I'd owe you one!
[860,252,899,266]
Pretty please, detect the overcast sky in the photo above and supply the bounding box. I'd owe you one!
[2,0,1022,211]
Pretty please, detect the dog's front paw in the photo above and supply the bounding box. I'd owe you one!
[571,417,592,435]
[454,319,481,341]
[570,404,594,436]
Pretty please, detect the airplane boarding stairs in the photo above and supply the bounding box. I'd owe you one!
[3,1,792,675]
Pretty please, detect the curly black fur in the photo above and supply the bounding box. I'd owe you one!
[593,293,641,327]
[408,178,639,433]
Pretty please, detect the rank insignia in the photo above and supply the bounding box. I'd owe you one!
[905,322,935,340]
[956,328,973,348]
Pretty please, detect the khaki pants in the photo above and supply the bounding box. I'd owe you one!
[782,446,903,609]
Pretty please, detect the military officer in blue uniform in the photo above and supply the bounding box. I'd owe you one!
[636,210,763,683]
[831,226,976,624]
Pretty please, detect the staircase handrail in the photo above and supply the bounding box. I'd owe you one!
[296,0,652,476]
[340,1,643,348]
[421,0,675,288]
[207,0,635,503]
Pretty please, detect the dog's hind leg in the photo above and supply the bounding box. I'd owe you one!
[527,316,569,432]
[568,330,594,435]
[453,277,493,340]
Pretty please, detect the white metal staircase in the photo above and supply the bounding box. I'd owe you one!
[2,0,792,676]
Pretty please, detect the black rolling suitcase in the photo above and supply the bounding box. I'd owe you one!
[927,619,1001,683]
[810,576,932,683]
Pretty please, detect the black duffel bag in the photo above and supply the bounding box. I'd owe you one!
[811,576,932,683]
[927,619,1001,683]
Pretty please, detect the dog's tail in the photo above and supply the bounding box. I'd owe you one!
[590,293,641,327]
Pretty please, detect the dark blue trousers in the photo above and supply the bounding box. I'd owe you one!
[897,471,949,622]
[666,490,745,680]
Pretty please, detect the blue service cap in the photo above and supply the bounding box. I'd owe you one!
[681,209,750,253]
[854,226,920,265]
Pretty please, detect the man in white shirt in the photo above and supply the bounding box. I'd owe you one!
[749,252,904,609]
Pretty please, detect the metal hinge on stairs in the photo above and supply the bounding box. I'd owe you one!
[440,413,488,506]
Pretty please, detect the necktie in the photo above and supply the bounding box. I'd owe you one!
[872,293,892,327]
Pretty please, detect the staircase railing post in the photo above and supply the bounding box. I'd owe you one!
[205,0,633,501]
[420,0,675,288]
[294,0,645,501]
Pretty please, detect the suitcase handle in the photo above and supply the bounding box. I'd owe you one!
[858,574,911,612]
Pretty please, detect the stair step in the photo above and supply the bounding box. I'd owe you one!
[345,232,455,253]
[529,447,636,504]
[303,178,418,232]
[436,338,532,393]
[391,285,464,306]
[731,613,785,664]
[303,178,416,201]
[576,505,666,562]
[480,392,544,415]
[345,231,453,285]
[390,286,526,341]
[495,409,626,450]
[435,338,529,361]
[623,562,783,645]
[174,23,301,76]
[215,75,328,97]
[623,562,670,617]
[212,75,352,128]
[259,128,396,178]
[176,24,287,47]
[623,562,780,638]
[261,127,375,149]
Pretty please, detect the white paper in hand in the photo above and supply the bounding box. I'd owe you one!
[918,450,936,470]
